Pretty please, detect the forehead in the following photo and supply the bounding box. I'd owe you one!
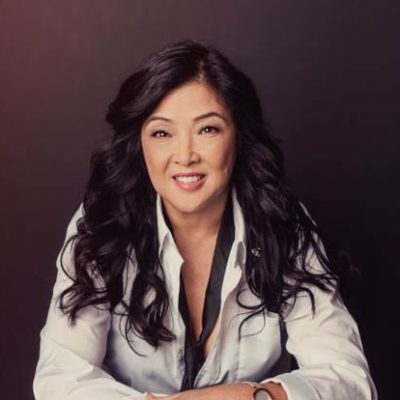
[147,80,231,121]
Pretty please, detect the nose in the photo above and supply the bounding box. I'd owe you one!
[173,134,200,166]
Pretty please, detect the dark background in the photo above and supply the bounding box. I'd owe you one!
[1,1,398,399]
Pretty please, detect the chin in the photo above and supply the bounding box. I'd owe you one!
[169,199,207,215]
[161,183,228,215]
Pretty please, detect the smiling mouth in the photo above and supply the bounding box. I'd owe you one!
[172,174,207,191]
[173,174,205,183]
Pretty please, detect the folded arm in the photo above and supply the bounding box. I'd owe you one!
[259,249,378,400]
[33,205,162,400]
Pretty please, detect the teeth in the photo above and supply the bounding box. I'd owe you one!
[175,175,203,183]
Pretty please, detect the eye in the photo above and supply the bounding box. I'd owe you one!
[151,130,170,138]
[200,126,220,135]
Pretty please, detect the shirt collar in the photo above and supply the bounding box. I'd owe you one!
[155,186,247,268]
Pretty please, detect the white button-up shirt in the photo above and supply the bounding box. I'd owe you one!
[33,188,377,400]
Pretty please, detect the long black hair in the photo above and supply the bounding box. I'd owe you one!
[59,40,339,348]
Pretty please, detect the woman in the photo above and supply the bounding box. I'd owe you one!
[33,40,377,400]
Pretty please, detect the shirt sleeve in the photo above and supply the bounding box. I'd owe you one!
[260,245,378,400]
[33,205,153,400]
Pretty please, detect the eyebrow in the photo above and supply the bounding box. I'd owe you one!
[144,111,228,127]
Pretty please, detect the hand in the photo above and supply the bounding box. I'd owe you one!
[145,383,254,400]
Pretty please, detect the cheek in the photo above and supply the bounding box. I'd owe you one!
[213,140,236,173]
[142,144,168,181]
[143,145,163,171]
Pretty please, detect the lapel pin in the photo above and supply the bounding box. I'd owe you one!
[251,247,261,257]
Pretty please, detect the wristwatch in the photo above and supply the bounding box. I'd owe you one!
[242,381,273,400]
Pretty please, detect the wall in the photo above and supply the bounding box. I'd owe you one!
[1,1,398,398]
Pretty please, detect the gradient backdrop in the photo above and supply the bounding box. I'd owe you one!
[1,1,398,399]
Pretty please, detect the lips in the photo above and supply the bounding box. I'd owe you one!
[172,172,205,179]
[172,173,207,191]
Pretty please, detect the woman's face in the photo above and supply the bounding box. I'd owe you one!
[140,80,236,217]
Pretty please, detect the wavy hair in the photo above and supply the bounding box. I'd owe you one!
[59,40,339,349]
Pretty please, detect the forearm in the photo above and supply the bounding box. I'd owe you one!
[147,382,288,400]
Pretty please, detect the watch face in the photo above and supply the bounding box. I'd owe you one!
[254,388,270,400]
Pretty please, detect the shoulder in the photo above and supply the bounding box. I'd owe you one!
[64,202,85,238]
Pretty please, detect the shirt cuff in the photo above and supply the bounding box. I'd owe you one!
[261,373,319,400]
